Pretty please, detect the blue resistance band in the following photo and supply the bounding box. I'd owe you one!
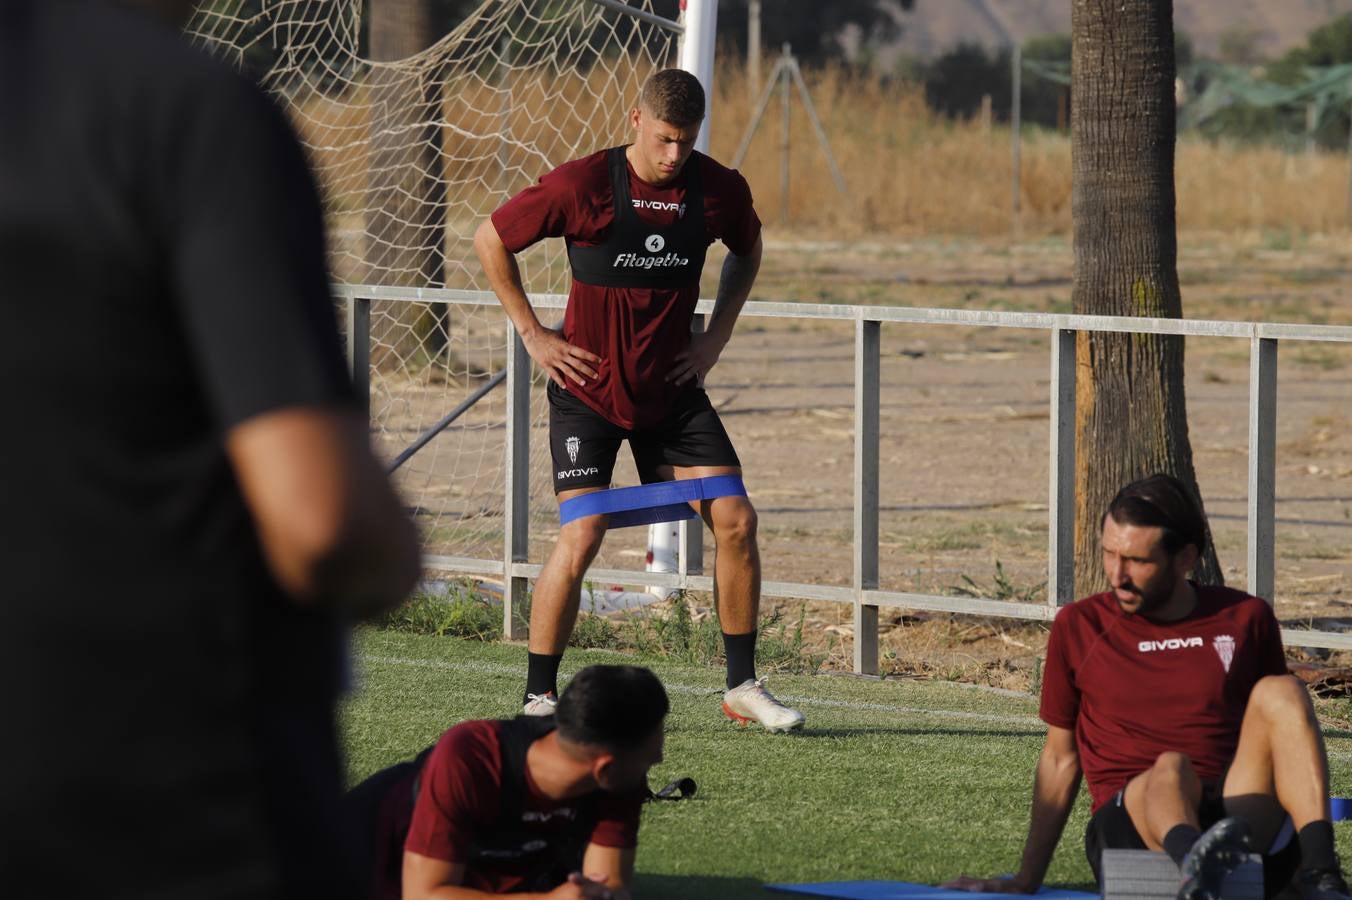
[558,474,747,529]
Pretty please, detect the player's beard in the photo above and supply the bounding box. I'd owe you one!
[1117,574,1177,618]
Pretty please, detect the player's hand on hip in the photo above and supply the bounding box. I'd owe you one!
[522,327,601,388]
[667,330,724,386]
[942,874,1037,894]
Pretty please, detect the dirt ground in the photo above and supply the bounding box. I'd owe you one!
[585,230,1352,688]
[390,229,1352,690]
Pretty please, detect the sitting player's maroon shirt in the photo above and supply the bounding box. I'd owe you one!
[403,720,645,894]
[491,148,761,429]
[1039,584,1288,811]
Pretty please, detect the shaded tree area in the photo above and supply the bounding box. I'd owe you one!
[713,0,912,65]
[923,32,1193,130]
[366,0,448,357]
[1198,13,1352,149]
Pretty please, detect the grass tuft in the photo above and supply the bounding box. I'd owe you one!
[377,581,503,640]
[951,560,1047,605]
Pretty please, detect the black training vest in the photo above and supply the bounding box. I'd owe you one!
[566,146,708,290]
[467,716,598,893]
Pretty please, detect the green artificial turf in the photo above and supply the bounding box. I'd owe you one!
[345,629,1352,899]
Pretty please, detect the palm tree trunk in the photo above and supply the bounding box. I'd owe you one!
[1070,0,1222,596]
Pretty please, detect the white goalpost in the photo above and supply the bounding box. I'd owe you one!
[187,0,720,587]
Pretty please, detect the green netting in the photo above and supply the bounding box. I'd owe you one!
[1017,56,1352,136]
[1021,57,1070,87]
[1180,60,1352,131]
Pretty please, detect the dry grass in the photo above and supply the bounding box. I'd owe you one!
[709,63,1352,237]
[288,59,1351,240]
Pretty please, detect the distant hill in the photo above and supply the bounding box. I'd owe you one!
[874,0,1352,63]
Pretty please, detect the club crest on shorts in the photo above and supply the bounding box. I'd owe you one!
[644,234,665,253]
[1212,634,1235,673]
[565,435,581,465]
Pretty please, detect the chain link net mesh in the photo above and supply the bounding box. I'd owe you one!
[188,1,678,564]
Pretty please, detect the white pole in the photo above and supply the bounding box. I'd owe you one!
[678,0,720,153]
[748,0,762,103]
[653,1,719,583]
[1011,44,1022,219]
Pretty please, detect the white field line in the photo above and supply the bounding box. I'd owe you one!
[359,653,1352,761]
[364,654,1056,729]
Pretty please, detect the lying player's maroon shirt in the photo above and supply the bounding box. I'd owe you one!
[403,719,645,894]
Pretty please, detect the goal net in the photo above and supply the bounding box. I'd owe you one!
[188,0,680,569]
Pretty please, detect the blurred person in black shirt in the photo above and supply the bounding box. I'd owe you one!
[0,1,420,896]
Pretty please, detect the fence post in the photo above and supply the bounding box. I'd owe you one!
[503,328,532,639]
[779,44,792,225]
[1345,101,1352,226]
[346,296,371,422]
[747,0,761,104]
[1049,327,1076,606]
[1010,44,1022,222]
[853,317,881,675]
[1248,337,1278,603]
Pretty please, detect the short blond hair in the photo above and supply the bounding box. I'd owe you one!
[638,69,705,127]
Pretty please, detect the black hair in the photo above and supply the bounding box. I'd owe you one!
[1102,473,1210,556]
[638,69,705,127]
[555,665,668,751]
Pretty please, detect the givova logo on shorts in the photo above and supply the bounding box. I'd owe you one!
[557,434,598,480]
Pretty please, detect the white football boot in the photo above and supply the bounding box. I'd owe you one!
[522,691,558,717]
[722,676,805,733]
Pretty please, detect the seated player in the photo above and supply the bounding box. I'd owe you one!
[946,475,1349,900]
[400,665,667,899]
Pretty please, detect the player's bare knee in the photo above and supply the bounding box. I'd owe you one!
[712,500,758,546]
[557,518,607,565]
[1149,751,1197,787]
[1250,673,1314,723]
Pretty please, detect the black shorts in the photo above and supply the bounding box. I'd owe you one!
[547,382,741,493]
[1084,782,1300,897]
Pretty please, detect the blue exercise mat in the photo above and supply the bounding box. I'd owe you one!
[764,882,1095,900]
[558,474,747,529]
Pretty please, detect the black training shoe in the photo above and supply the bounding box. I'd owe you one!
[1177,817,1252,900]
[1299,867,1352,900]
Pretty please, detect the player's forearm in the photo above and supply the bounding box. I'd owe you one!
[474,219,546,339]
[227,409,419,618]
[706,236,762,343]
[309,479,420,620]
[1014,747,1081,888]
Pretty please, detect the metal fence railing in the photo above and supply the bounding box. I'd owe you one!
[337,284,1352,671]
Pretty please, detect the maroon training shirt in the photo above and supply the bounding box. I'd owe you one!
[1039,584,1288,811]
[491,148,761,429]
[403,720,644,894]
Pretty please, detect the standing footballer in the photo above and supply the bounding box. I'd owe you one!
[474,68,803,732]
